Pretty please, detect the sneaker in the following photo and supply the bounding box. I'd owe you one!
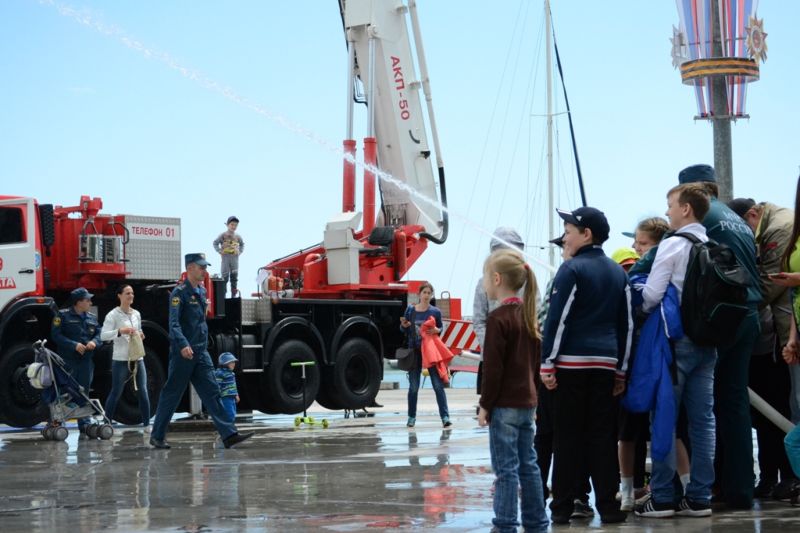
[442,416,452,428]
[570,499,594,519]
[223,431,254,449]
[149,437,171,449]
[620,494,635,512]
[771,479,800,501]
[407,417,416,428]
[550,513,570,525]
[676,497,711,517]
[635,497,675,518]
[635,490,652,505]
[754,480,776,498]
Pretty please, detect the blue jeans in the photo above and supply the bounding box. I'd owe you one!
[221,395,237,422]
[651,337,717,505]
[104,360,151,426]
[407,348,449,419]
[151,349,238,441]
[786,424,800,478]
[489,407,549,533]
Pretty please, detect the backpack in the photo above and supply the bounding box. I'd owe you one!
[675,232,751,347]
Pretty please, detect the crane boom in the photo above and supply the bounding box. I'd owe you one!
[342,0,446,240]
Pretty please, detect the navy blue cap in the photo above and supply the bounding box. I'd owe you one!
[556,207,610,243]
[678,164,716,184]
[226,216,239,225]
[622,231,636,238]
[70,287,94,302]
[185,253,211,267]
[549,233,565,248]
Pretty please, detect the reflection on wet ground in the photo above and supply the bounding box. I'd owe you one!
[0,389,798,532]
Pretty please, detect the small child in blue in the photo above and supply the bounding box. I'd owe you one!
[215,352,240,422]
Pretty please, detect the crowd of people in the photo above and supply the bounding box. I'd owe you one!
[466,164,800,532]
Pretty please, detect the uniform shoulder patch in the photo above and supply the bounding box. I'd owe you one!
[52,316,61,327]
[171,297,181,307]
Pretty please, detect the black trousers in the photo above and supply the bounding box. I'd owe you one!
[550,369,620,517]
[714,311,758,508]
[535,382,592,502]
[750,352,795,483]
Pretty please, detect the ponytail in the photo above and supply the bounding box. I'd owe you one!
[522,265,540,340]
[484,249,540,340]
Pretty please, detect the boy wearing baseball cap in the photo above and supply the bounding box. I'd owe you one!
[540,207,632,525]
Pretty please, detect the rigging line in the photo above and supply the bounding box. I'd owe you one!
[468,0,533,287]
[446,0,527,288]
[550,7,587,208]
[495,13,545,228]
[520,117,549,268]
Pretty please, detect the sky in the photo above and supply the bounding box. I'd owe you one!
[1,0,798,315]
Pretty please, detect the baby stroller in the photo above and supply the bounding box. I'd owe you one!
[27,340,114,441]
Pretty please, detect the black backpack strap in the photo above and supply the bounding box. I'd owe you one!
[674,232,701,244]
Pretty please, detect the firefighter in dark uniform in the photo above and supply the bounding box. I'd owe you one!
[149,253,254,449]
[50,287,101,433]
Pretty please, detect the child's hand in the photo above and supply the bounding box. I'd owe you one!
[783,342,799,365]
[235,395,240,403]
[478,407,489,427]
[541,373,557,390]
[613,377,626,397]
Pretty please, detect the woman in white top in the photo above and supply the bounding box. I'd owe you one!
[100,284,151,428]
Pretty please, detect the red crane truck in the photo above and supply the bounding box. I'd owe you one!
[0,0,464,428]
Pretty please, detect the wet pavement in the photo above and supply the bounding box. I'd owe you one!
[1,388,798,532]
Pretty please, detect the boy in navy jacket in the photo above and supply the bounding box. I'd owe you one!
[540,207,632,525]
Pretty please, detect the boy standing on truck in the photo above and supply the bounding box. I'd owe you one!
[213,216,245,297]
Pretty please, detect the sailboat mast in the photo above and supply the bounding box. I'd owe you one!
[545,0,555,273]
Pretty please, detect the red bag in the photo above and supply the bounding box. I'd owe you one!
[420,316,455,384]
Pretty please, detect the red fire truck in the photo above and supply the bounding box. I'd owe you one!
[0,0,467,428]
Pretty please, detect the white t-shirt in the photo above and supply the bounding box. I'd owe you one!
[642,222,708,313]
[101,306,143,361]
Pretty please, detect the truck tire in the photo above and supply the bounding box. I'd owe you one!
[0,342,49,427]
[111,347,165,425]
[262,340,320,414]
[315,368,345,411]
[239,374,280,414]
[328,338,381,410]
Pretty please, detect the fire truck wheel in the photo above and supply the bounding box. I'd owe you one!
[239,374,280,414]
[111,347,166,425]
[0,342,49,428]
[315,369,345,411]
[329,338,381,410]
[262,340,320,414]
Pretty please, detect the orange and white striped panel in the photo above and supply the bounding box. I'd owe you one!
[441,319,481,354]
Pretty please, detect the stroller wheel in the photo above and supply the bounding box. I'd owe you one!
[86,424,99,439]
[42,427,53,440]
[98,424,114,440]
[53,427,68,441]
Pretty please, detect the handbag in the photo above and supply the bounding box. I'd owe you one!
[395,307,416,371]
[127,314,146,362]
[395,347,415,371]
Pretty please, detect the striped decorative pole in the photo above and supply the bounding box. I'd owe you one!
[672,0,767,201]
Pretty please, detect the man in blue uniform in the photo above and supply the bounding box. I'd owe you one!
[150,253,254,449]
[678,164,762,509]
[51,287,101,434]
